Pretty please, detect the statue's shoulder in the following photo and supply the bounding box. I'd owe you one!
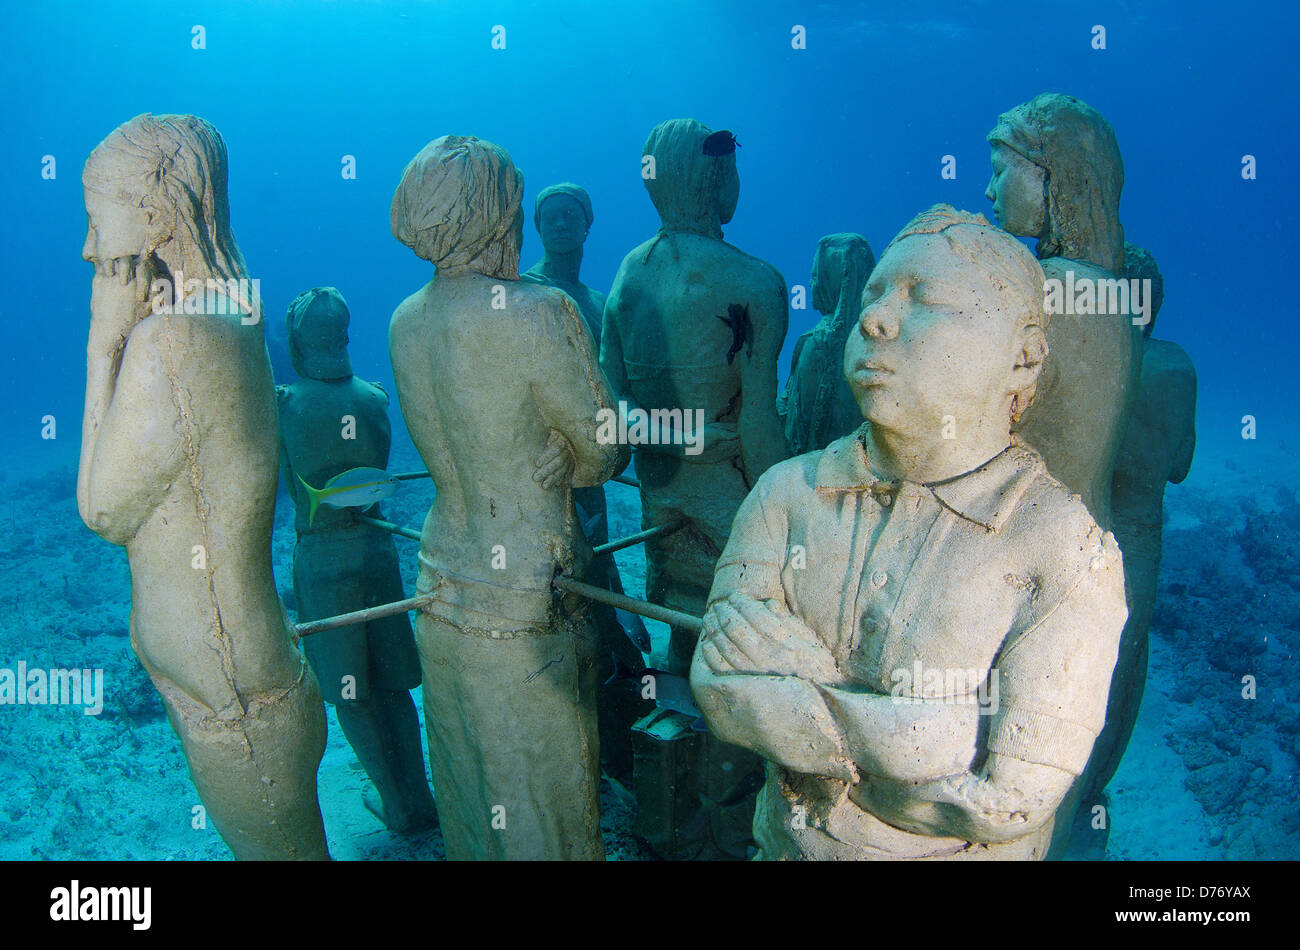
[1144,338,1197,381]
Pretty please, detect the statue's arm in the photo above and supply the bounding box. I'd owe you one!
[1170,358,1198,484]
[689,471,856,781]
[532,292,625,486]
[598,272,633,408]
[737,269,790,484]
[852,533,1129,843]
[79,315,186,545]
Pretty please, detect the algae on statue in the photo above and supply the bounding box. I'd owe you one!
[79,114,329,860]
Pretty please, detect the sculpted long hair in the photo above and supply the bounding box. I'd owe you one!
[988,93,1125,274]
[83,113,256,316]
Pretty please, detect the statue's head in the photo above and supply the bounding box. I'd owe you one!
[391,135,525,279]
[844,205,1049,443]
[286,287,353,380]
[82,113,248,286]
[812,233,875,319]
[1123,241,1165,338]
[642,118,739,237]
[534,182,593,255]
[986,93,1125,273]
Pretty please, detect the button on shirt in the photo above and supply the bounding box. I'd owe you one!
[692,426,1128,860]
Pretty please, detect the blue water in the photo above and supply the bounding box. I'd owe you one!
[0,0,1296,859]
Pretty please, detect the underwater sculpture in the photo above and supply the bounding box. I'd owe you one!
[277,286,436,833]
[601,118,788,859]
[986,92,1142,531]
[389,135,623,860]
[778,233,876,456]
[78,114,330,860]
[1078,244,1197,843]
[690,205,1128,860]
[521,182,650,784]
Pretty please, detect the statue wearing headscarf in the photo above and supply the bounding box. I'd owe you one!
[986,92,1143,531]
[79,114,329,859]
[778,233,876,456]
[601,117,789,859]
[389,136,625,859]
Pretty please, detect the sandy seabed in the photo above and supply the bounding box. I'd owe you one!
[0,433,1294,861]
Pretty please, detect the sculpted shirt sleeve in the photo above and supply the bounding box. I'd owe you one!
[690,467,859,783]
[986,527,1128,776]
[530,289,624,487]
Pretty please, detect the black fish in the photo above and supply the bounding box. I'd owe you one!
[702,130,740,156]
[717,303,752,365]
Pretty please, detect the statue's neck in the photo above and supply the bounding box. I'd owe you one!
[539,247,583,285]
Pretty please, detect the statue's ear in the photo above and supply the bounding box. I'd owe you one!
[1011,323,1047,388]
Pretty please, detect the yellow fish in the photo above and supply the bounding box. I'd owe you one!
[296,467,399,526]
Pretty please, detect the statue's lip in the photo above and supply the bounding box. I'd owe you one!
[855,361,892,373]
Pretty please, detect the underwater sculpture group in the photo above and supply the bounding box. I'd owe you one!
[77,94,1195,861]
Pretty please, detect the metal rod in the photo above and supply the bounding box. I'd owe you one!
[357,514,422,541]
[393,468,639,490]
[592,519,686,557]
[553,576,702,634]
[296,593,437,638]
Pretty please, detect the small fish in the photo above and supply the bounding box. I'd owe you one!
[296,466,399,526]
[702,130,740,156]
[716,303,752,365]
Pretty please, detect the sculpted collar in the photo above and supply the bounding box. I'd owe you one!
[814,425,1043,533]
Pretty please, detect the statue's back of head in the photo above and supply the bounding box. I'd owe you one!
[286,287,353,380]
[642,118,738,237]
[391,135,525,280]
[988,93,1125,273]
[813,232,875,320]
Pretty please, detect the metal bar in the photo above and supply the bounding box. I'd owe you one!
[296,593,437,638]
[592,519,686,557]
[553,575,702,635]
[357,514,422,541]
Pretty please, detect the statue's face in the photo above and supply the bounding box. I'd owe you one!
[985,144,1046,238]
[537,194,588,254]
[844,232,1024,439]
[82,189,149,267]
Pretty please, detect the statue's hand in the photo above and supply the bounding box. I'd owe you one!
[532,428,576,490]
[88,253,155,363]
[700,592,840,681]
